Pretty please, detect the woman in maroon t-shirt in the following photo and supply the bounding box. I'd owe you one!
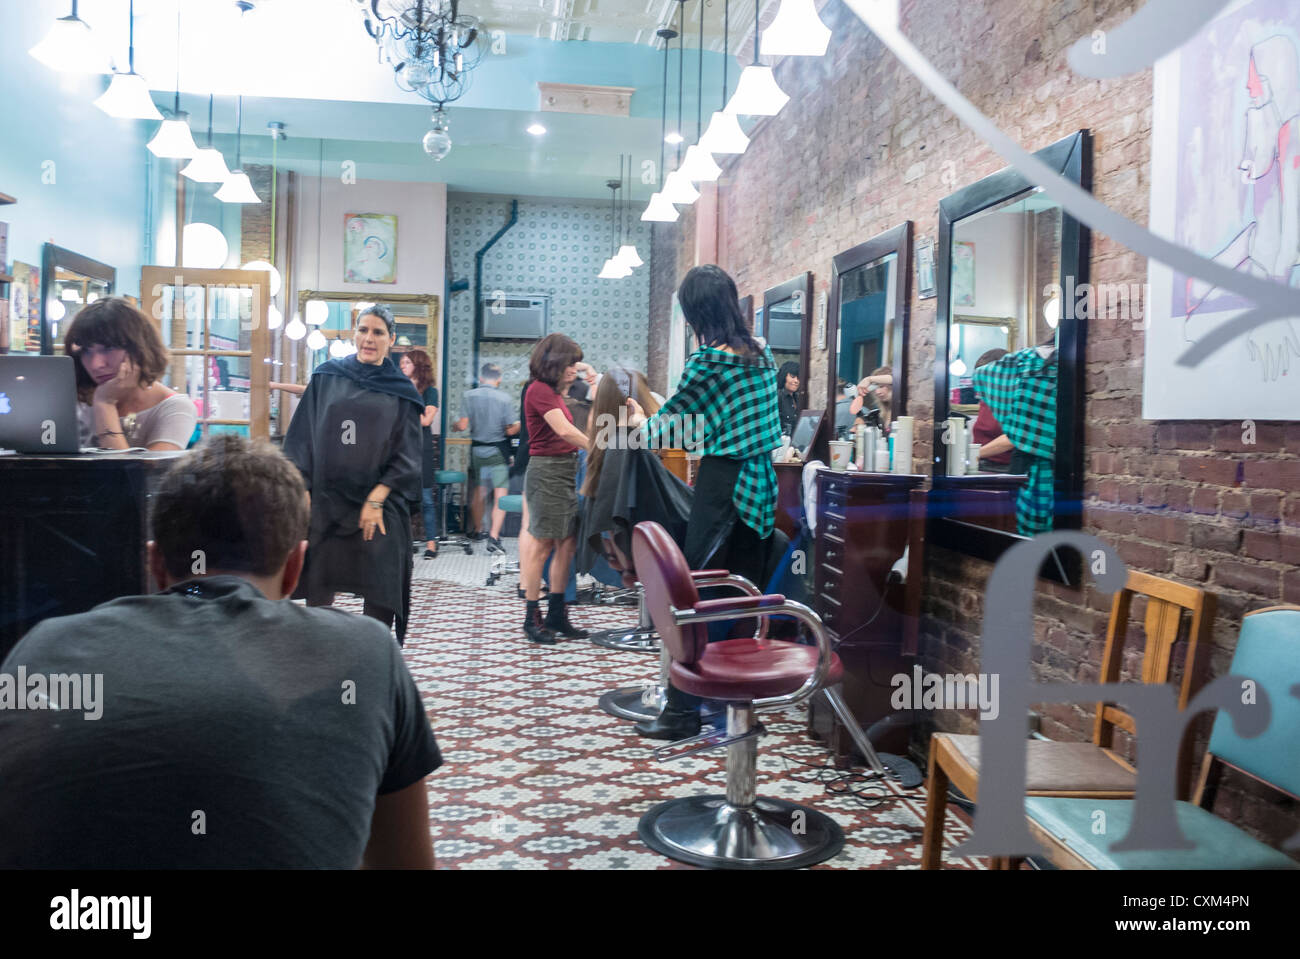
[520,333,596,644]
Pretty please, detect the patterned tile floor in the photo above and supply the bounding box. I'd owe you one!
[336,571,987,870]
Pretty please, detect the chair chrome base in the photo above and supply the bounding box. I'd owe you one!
[638,796,844,870]
[598,684,664,721]
[589,626,659,652]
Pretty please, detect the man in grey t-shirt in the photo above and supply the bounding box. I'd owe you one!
[0,435,442,869]
[453,363,520,553]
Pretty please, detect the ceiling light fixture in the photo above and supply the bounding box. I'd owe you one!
[598,173,630,279]
[305,299,330,326]
[665,131,684,145]
[94,0,161,120]
[725,0,790,117]
[29,1,108,75]
[284,313,307,341]
[241,260,282,297]
[761,0,832,58]
[699,0,750,155]
[526,122,547,136]
[306,328,328,352]
[615,153,643,268]
[148,6,197,159]
[181,95,232,183]
[681,7,722,184]
[423,106,452,161]
[215,95,262,204]
[642,23,681,224]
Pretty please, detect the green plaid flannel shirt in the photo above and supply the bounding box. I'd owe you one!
[971,347,1057,536]
[643,343,781,538]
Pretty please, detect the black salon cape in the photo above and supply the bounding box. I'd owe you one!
[578,446,694,574]
[282,357,424,643]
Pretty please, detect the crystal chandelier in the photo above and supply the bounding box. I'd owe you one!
[352,0,487,159]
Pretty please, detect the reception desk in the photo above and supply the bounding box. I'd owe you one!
[808,468,928,764]
[0,451,184,660]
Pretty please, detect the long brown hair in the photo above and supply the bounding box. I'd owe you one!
[65,297,171,404]
[403,347,434,392]
[581,367,660,497]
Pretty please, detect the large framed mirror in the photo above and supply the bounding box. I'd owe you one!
[826,222,912,438]
[762,272,813,437]
[297,290,440,373]
[930,130,1091,584]
[39,245,115,356]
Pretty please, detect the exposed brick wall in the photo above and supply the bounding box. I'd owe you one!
[648,0,1300,850]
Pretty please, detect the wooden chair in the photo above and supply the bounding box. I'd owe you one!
[1023,606,1300,869]
[920,569,1215,869]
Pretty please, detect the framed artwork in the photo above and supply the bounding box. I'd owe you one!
[343,213,397,284]
[9,261,40,352]
[915,235,937,299]
[1145,0,1300,419]
[951,240,976,307]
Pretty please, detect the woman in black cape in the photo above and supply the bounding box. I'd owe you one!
[283,306,424,644]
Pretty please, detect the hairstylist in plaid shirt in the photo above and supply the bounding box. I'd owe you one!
[626,265,783,741]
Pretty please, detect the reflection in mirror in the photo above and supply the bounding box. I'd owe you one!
[40,245,115,356]
[763,273,812,438]
[835,252,897,436]
[947,188,1062,537]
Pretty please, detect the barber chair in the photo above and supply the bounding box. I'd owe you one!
[595,530,766,722]
[485,494,523,587]
[433,470,474,555]
[631,521,846,869]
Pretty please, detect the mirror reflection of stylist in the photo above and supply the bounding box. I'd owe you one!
[65,297,198,451]
[282,306,423,644]
[627,265,783,741]
[971,348,1012,471]
[776,361,801,435]
[851,365,893,433]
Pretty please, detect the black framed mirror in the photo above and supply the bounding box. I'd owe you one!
[40,245,116,356]
[930,130,1091,585]
[826,222,912,438]
[762,272,813,437]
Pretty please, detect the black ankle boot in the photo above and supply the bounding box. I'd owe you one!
[523,603,556,645]
[544,596,589,639]
[634,682,702,740]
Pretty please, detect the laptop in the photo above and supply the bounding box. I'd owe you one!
[0,355,81,454]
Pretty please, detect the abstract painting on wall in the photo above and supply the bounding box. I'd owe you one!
[343,213,397,284]
[1146,0,1300,419]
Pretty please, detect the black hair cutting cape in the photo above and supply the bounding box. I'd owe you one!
[282,356,423,643]
[577,446,693,575]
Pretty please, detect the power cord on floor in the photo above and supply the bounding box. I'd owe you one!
[772,751,900,810]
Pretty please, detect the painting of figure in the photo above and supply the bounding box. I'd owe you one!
[344,213,397,284]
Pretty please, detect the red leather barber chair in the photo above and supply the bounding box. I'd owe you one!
[596,530,765,722]
[631,521,845,869]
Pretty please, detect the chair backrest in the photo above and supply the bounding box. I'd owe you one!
[632,521,708,664]
[1206,606,1300,800]
[599,531,638,589]
[1093,569,1214,749]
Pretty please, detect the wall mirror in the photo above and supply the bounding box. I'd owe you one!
[298,290,440,373]
[930,130,1091,584]
[826,222,912,437]
[762,272,813,436]
[40,245,115,356]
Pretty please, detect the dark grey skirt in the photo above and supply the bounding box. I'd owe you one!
[525,453,579,540]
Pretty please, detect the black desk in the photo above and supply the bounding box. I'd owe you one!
[0,451,185,659]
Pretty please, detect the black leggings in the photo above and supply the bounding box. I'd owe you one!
[307,592,399,645]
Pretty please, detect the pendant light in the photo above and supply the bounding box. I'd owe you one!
[680,6,722,183]
[699,0,750,155]
[598,175,630,278]
[666,4,699,206]
[284,313,307,340]
[94,0,162,120]
[29,1,109,74]
[663,170,701,205]
[216,95,262,204]
[328,337,351,358]
[615,153,643,268]
[148,8,197,159]
[642,24,680,224]
[305,300,330,325]
[306,328,328,352]
[725,0,789,117]
[181,96,231,183]
[761,0,832,58]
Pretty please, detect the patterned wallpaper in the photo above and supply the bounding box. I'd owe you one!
[443,193,651,468]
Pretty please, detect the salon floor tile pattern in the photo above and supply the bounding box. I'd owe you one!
[336,579,987,870]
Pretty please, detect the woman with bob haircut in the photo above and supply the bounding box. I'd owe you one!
[64,297,198,451]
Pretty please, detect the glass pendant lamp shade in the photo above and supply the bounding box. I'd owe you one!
[306,329,328,352]
[724,65,789,116]
[30,9,109,74]
[662,170,700,205]
[215,171,261,204]
[241,261,282,297]
[641,192,680,222]
[615,244,644,268]
[180,148,230,183]
[94,72,162,120]
[267,304,283,330]
[679,145,722,183]
[699,111,750,154]
[597,257,623,279]
[760,0,832,57]
[147,113,198,158]
[284,314,307,341]
[328,338,351,358]
[305,299,330,326]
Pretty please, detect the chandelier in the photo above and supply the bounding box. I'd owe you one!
[351,0,486,158]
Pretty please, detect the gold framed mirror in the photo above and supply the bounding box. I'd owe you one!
[296,291,440,372]
[949,314,1018,415]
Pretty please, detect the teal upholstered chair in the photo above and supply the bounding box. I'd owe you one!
[1022,606,1300,870]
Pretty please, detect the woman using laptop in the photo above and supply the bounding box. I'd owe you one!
[64,298,198,451]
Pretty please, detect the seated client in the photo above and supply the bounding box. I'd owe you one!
[0,434,442,868]
[64,296,198,450]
